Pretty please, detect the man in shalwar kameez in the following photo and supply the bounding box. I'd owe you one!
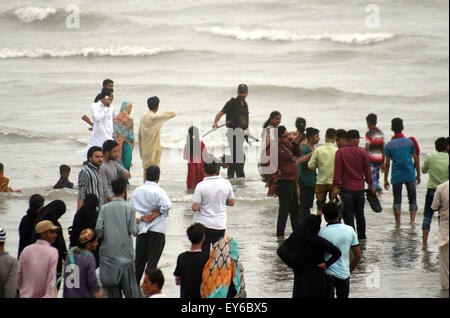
[95,178,139,298]
[77,88,115,158]
[138,96,176,181]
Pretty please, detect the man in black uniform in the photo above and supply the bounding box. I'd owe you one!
[212,84,249,179]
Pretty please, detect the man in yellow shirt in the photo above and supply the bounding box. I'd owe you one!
[308,129,338,216]
[138,96,176,181]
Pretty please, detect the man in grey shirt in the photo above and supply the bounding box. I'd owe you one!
[96,178,139,298]
[0,228,18,298]
[99,140,131,203]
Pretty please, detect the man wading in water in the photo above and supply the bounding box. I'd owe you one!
[212,84,251,179]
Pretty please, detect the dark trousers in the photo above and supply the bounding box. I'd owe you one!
[135,231,165,284]
[341,189,366,239]
[227,129,246,178]
[392,181,418,212]
[201,227,226,254]
[299,185,315,221]
[328,275,350,298]
[276,179,300,236]
[422,188,437,230]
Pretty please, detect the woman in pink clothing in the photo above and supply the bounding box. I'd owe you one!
[183,126,209,192]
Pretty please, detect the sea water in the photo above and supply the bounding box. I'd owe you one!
[0,0,448,298]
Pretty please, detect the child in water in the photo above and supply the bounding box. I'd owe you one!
[53,164,74,189]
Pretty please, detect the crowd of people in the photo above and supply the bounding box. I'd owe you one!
[262,112,449,297]
[0,80,448,299]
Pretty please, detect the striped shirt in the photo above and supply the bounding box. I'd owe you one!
[78,162,104,206]
[365,127,385,167]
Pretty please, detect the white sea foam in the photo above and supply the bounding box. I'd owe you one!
[196,26,395,45]
[13,7,57,23]
[0,125,87,145]
[0,46,178,59]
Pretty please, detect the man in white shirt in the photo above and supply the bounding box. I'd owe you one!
[77,88,115,158]
[192,159,235,253]
[131,165,172,285]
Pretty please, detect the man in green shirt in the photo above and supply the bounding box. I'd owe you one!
[298,128,320,220]
[422,137,449,246]
[308,128,338,216]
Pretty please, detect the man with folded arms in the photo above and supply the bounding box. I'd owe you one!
[131,165,172,285]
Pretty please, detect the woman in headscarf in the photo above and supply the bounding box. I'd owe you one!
[113,101,135,171]
[200,236,246,298]
[18,194,45,257]
[260,111,282,196]
[69,194,99,248]
[183,126,209,191]
[69,194,101,267]
[278,214,341,298]
[32,200,68,289]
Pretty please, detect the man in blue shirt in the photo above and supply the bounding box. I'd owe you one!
[384,118,421,226]
[319,202,361,298]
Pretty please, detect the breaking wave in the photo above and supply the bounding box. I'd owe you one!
[196,26,395,45]
[12,7,57,23]
[0,46,179,59]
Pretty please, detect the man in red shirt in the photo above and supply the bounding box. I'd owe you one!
[332,130,376,239]
[272,126,304,236]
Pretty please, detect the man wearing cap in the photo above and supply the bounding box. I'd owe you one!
[332,130,375,240]
[17,220,59,298]
[63,228,101,298]
[212,84,250,179]
[0,228,18,298]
